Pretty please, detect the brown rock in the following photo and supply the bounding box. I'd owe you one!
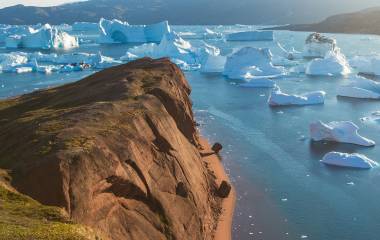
[176,182,188,198]
[0,58,220,240]
[217,181,232,198]
[212,143,223,154]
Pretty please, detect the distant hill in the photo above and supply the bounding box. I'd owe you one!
[270,7,380,35]
[0,0,379,26]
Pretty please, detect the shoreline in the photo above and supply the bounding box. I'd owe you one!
[199,137,236,240]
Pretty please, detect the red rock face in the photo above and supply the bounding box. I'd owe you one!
[0,58,219,240]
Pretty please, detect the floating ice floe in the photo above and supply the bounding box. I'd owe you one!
[226,31,274,41]
[268,87,325,106]
[120,32,198,70]
[99,18,170,43]
[303,33,337,58]
[306,50,351,76]
[350,55,380,76]
[5,24,79,50]
[310,121,375,146]
[72,22,99,31]
[223,47,285,80]
[322,152,378,169]
[337,76,380,99]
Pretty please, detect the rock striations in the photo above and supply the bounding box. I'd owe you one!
[0,58,222,240]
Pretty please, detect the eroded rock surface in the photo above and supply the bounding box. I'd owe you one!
[0,58,220,240]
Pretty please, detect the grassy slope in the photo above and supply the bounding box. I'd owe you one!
[0,172,99,240]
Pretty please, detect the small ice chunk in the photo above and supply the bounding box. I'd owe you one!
[322,152,378,169]
[268,87,325,106]
[310,121,375,146]
[337,76,380,99]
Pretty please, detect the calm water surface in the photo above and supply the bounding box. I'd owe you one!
[1,25,380,240]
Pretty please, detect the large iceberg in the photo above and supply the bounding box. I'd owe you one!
[337,76,380,99]
[268,87,325,106]
[303,33,337,58]
[5,24,78,50]
[321,152,378,169]
[226,31,274,41]
[99,18,170,43]
[310,121,375,146]
[120,32,198,69]
[305,50,351,76]
[223,47,285,80]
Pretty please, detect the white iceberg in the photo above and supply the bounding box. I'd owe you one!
[196,43,226,73]
[5,24,78,50]
[303,33,337,58]
[322,152,378,169]
[310,121,375,146]
[268,87,325,106]
[337,76,380,99]
[99,18,170,43]
[223,47,285,80]
[200,55,226,73]
[0,52,29,72]
[72,22,99,31]
[226,31,274,41]
[350,55,380,76]
[306,50,351,76]
[121,32,197,69]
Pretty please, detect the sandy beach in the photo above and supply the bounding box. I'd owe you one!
[200,137,236,240]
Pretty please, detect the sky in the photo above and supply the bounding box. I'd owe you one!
[0,0,86,8]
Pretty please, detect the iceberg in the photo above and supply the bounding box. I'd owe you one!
[99,18,170,43]
[350,55,380,76]
[0,52,29,72]
[310,121,375,146]
[306,50,351,76]
[337,76,380,99]
[223,47,285,80]
[5,24,78,50]
[196,43,226,73]
[268,87,325,106]
[72,22,99,31]
[200,55,226,73]
[321,152,378,169]
[121,32,198,69]
[303,33,337,58]
[226,31,274,41]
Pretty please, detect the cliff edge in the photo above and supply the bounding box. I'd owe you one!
[0,58,222,240]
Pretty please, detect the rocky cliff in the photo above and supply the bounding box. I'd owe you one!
[0,58,221,240]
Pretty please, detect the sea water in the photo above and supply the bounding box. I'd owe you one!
[1,25,380,240]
